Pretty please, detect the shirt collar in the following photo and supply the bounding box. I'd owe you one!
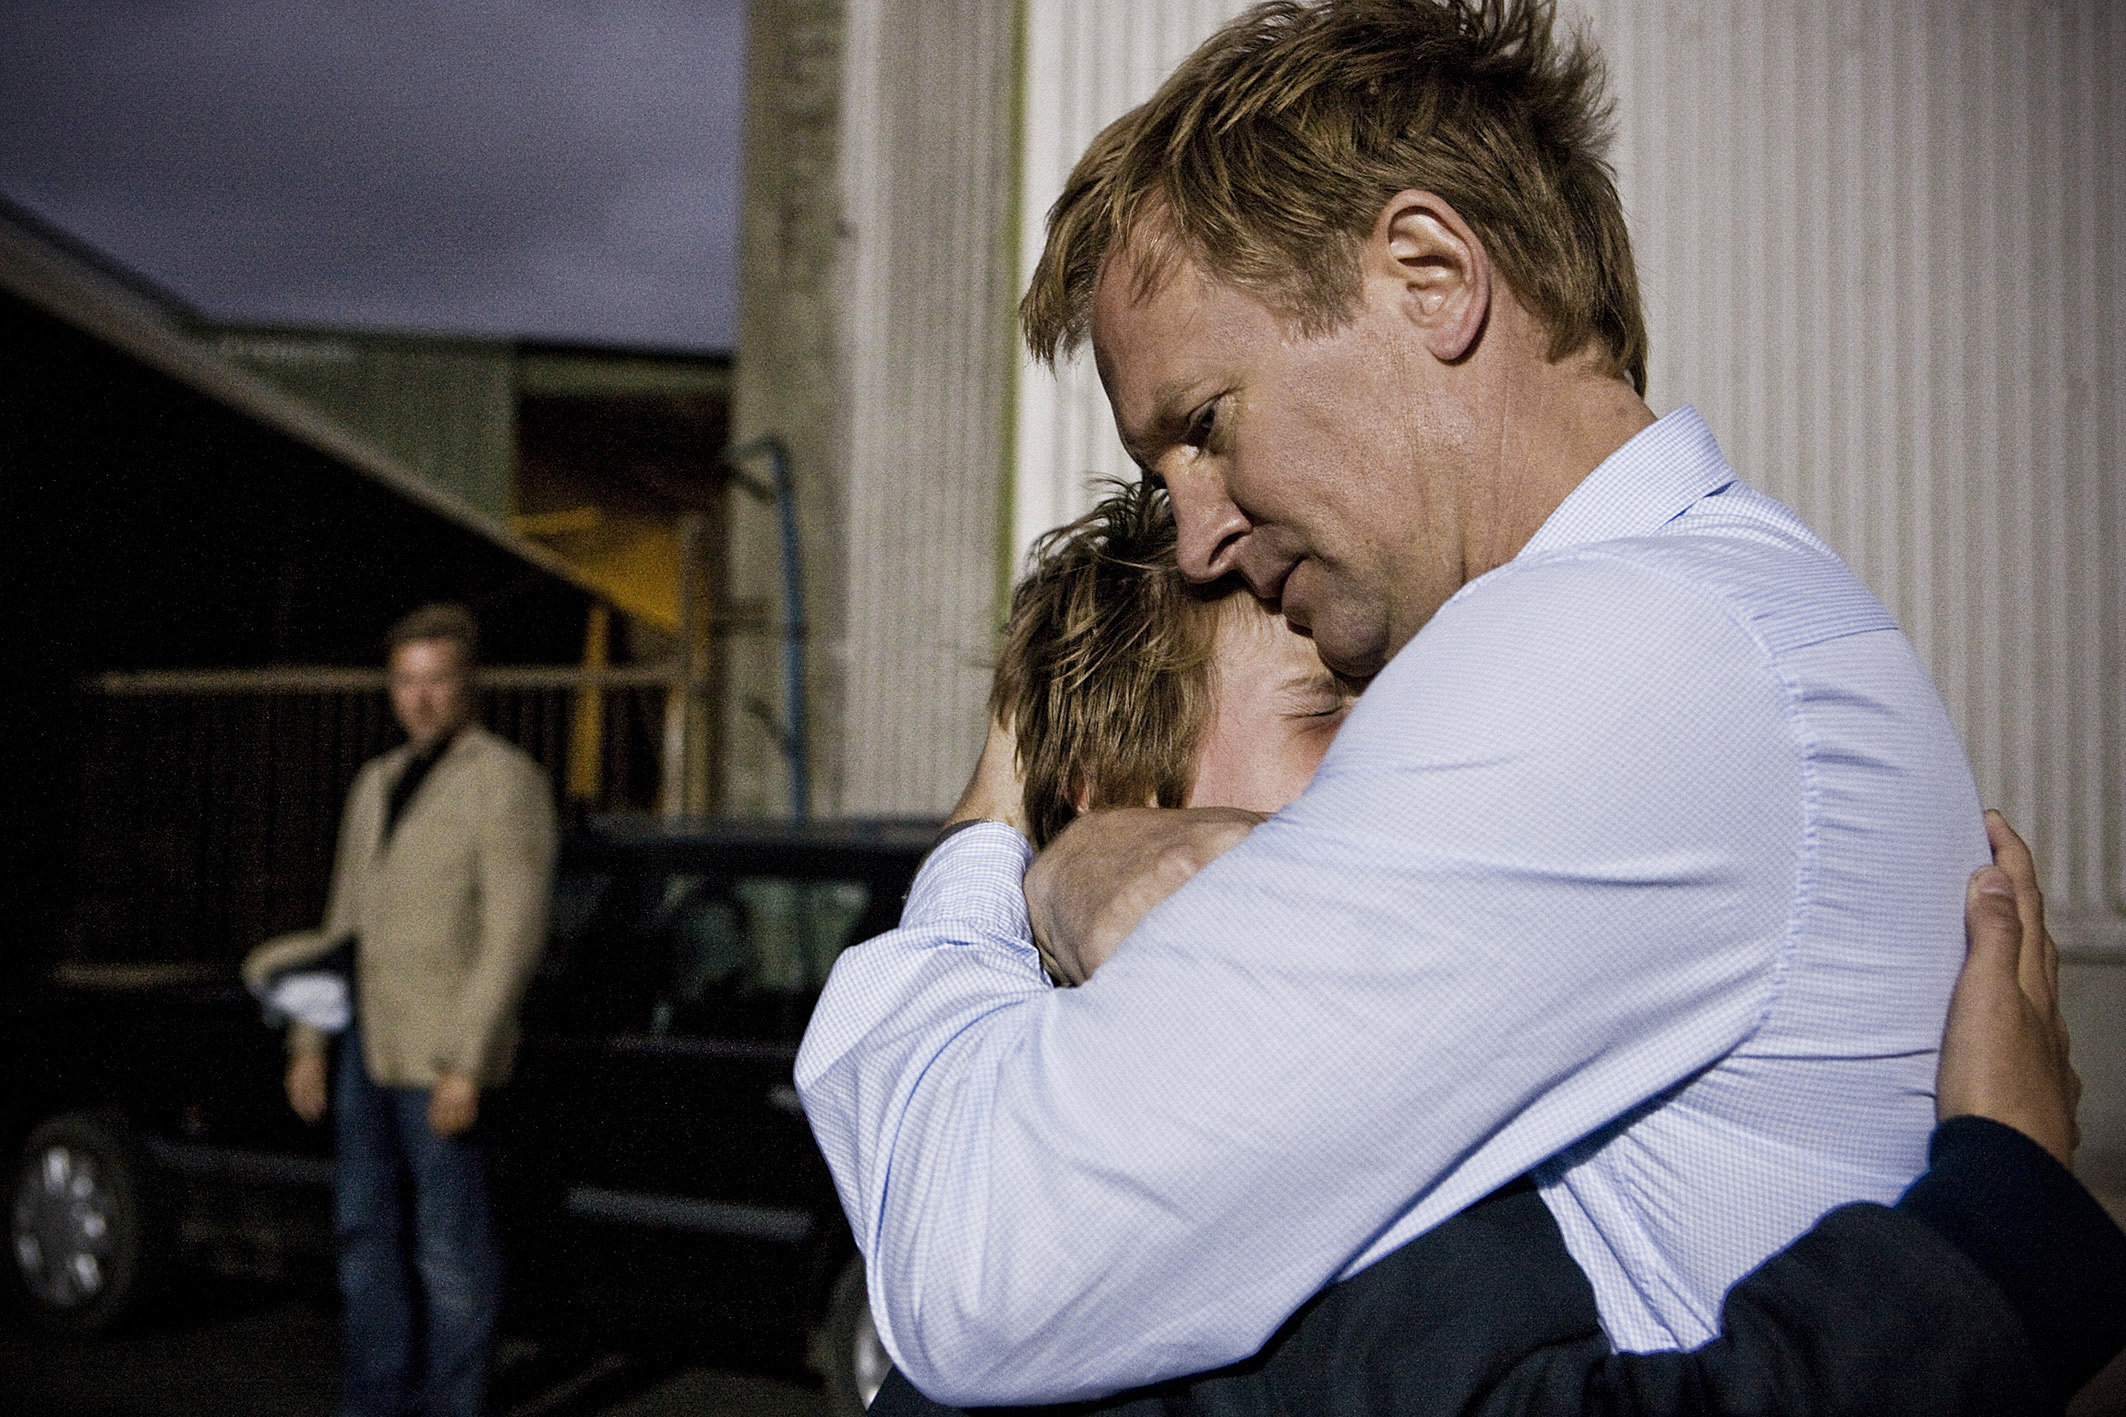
[392,724,469,770]
[1516,404,1735,561]
[414,725,465,768]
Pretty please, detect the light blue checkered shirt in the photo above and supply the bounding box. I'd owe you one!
[797,406,1989,1405]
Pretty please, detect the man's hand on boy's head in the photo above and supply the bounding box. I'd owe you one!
[948,716,1033,836]
[1028,806,1265,984]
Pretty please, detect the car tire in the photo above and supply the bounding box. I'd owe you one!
[8,1111,158,1333]
[823,1252,894,1416]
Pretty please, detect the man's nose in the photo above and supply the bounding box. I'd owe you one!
[1165,464,1251,583]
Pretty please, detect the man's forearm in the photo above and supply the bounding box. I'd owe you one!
[798,800,1769,1403]
[797,826,1059,1394]
[443,916,544,1081]
[874,1119,2126,1417]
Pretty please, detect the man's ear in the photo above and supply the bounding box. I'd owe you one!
[1365,190,1491,365]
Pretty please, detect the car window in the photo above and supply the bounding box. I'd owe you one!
[542,868,615,977]
[640,873,873,1040]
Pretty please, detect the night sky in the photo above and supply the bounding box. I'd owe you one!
[0,0,748,352]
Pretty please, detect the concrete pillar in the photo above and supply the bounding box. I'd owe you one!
[728,0,851,816]
[731,0,1019,819]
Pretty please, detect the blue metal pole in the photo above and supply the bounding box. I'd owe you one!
[725,436,809,821]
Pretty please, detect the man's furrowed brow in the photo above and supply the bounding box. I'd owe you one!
[1148,375,1210,433]
[1115,374,1211,474]
[1131,376,1216,454]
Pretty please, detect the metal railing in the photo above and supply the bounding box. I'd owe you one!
[65,666,673,967]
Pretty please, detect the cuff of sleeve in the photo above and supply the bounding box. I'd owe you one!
[1898,1115,2126,1402]
[901,821,1034,943]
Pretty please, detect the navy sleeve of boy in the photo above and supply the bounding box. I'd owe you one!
[1898,1115,2126,1405]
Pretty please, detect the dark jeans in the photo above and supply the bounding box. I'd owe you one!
[333,1026,501,1417]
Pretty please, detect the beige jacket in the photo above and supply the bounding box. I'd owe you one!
[247,726,556,1088]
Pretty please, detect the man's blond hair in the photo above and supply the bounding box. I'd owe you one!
[992,482,1236,847]
[1020,0,1648,393]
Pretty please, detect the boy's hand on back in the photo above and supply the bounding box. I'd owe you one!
[1027,806,1265,984]
[1938,809,2081,1166]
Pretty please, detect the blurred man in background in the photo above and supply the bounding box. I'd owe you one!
[259,603,555,1417]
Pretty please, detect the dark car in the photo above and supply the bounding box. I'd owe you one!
[3,816,935,1414]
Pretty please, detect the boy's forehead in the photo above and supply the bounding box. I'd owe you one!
[1208,592,1322,666]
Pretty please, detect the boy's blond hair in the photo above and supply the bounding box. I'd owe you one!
[992,482,1239,847]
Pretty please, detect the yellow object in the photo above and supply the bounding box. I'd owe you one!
[510,509,682,633]
[569,603,611,803]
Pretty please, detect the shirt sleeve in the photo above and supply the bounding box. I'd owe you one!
[796,820,1051,1268]
[863,1122,2114,1417]
[796,552,1804,1405]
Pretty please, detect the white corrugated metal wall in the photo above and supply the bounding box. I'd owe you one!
[1579,0,2123,933]
[1011,0,1250,559]
[1568,0,2125,1177]
[832,0,1021,816]
[1004,0,2124,1172]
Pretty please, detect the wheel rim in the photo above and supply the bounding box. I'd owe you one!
[11,1145,114,1309]
[852,1301,891,1408]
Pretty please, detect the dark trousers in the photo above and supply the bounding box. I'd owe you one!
[333,1026,501,1417]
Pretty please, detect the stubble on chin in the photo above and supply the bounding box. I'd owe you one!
[1283,572,1388,680]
